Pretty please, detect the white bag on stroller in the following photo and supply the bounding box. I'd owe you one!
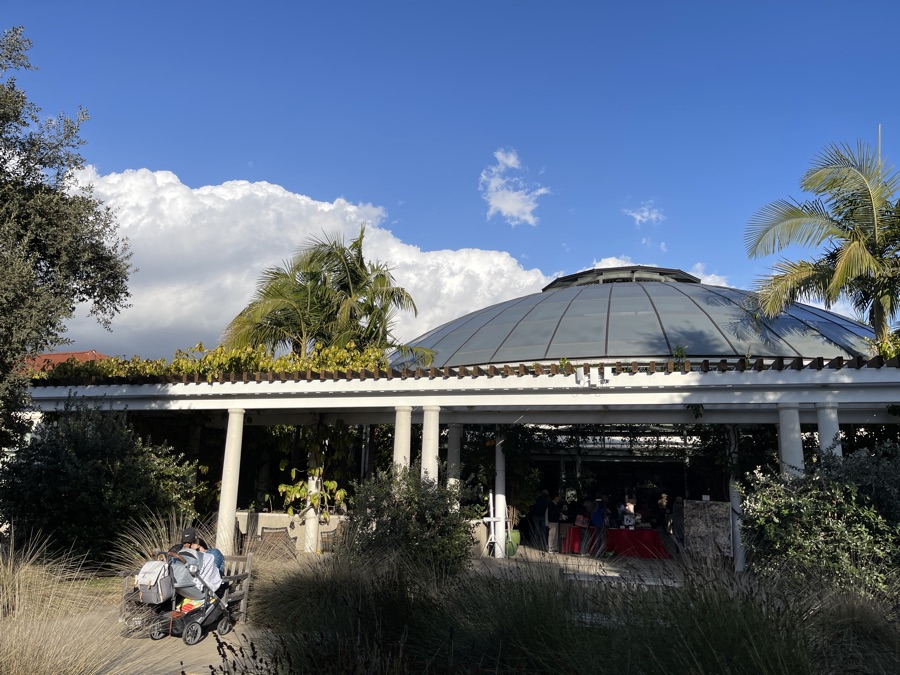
[134,560,174,604]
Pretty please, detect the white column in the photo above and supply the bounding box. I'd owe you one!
[304,451,320,554]
[447,423,462,491]
[726,427,745,572]
[216,408,245,556]
[494,430,507,559]
[393,406,412,467]
[421,405,441,480]
[777,403,804,476]
[816,403,842,457]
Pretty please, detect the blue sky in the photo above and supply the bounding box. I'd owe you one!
[7,2,898,359]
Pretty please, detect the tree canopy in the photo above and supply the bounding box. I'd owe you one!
[221,226,422,360]
[745,141,900,351]
[0,399,198,559]
[0,27,131,447]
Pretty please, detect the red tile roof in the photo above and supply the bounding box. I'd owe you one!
[26,350,110,372]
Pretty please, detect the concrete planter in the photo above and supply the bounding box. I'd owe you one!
[235,511,341,554]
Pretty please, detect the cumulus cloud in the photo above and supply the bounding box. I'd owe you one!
[688,263,728,287]
[622,201,665,227]
[479,148,550,226]
[63,167,550,359]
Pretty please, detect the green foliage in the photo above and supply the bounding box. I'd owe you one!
[28,341,390,381]
[740,463,900,593]
[870,329,900,359]
[745,140,900,348]
[817,441,900,526]
[0,27,131,449]
[222,225,430,364]
[342,463,480,576]
[272,418,353,518]
[0,399,199,560]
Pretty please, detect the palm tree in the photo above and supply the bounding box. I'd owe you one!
[745,141,900,348]
[221,226,424,551]
[222,225,419,357]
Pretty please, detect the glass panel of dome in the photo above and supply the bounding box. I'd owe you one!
[427,328,478,363]
[452,323,516,357]
[546,288,610,357]
[768,315,854,357]
[495,320,560,362]
[789,305,872,336]
[606,285,669,356]
[652,285,737,357]
[521,297,572,321]
[485,301,542,327]
[449,348,499,366]
[677,285,797,357]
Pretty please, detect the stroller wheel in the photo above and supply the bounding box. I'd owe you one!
[149,619,168,641]
[182,620,203,646]
[216,615,234,636]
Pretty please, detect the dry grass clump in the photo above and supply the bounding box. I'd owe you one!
[0,528,176,675]
[218,544,900,675]
[111,509,221,570]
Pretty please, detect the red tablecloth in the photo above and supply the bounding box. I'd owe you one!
[605,528,671,558]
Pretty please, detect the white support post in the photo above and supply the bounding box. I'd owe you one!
[777,403,804,476]
[726,426,746,572]
[447,423,462,493]
[304,449,320,554]
[393,405,412,468]
[494,430,507,559]
[816,403,842,457]
[421,405,441,480]
[216,408,245,556]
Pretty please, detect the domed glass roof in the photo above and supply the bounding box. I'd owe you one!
[399,266,874,368]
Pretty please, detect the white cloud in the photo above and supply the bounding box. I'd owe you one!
[622,201,665,227]
[586,255,638,270]
[479,148,550,226]
[64,167,550,359]
[688,263,729,287]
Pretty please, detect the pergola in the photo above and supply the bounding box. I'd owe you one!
[29,354,900,559]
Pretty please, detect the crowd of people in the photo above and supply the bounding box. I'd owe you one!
[524,490,684,554]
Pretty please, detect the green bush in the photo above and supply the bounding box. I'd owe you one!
[340,462,480,577]
[818,441,900,526]
[0,399,199,560]
[740,465,900,593]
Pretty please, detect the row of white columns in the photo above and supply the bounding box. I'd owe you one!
[777,402,842,476]
[214,402,845,557]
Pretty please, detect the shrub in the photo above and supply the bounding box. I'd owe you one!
[0,398,199,560]
[740,466,900,593]
[340,462,480,577]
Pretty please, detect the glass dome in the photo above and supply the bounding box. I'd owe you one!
[397,266,874,368]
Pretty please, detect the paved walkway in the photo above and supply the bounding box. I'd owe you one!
[476,526,685,583]
[101,608,257,675]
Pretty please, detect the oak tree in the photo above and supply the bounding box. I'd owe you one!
[0,27,130,448]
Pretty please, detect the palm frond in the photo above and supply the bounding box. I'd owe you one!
[753,259,829,317]
[745,199,840,257]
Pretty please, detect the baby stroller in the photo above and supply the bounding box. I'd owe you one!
[125,547,234,646]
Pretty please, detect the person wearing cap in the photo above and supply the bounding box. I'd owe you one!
[172,527,222,594]
[170,528,226,576]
